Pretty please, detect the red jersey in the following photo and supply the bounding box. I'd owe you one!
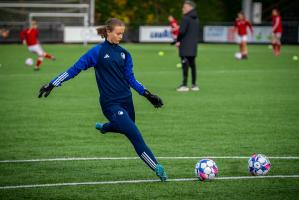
[20,28,39,46]
[272,15,282,33]
[234,19,253,36]
[169,19,179,38]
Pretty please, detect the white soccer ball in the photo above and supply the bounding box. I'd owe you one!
[25,58,34,66]
[248,154,271,176]
[195,159,219,181]
[234,52,242,60]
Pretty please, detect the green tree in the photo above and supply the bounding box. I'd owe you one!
[94,0,242,26]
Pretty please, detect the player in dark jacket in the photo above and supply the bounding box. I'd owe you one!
[176,0,199,92]
[38,18,167,181]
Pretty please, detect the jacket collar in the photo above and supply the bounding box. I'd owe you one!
[104,39,118,47]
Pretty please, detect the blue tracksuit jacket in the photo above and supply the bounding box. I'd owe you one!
[51,40,145,107]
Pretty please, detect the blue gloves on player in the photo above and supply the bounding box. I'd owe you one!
[38,83,54,98]
[144,90,164,108]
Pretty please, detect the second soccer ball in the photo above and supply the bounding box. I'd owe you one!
[248,153,271,176]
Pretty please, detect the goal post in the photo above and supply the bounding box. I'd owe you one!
[0,3,89,9]
[29,13,89,27]
[0,2,94,26]
[0,1,97,45]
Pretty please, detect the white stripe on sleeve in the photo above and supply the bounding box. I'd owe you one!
[53,72,69,86]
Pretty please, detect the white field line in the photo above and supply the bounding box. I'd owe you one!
[1,156,299,164]
[1,175,299,190]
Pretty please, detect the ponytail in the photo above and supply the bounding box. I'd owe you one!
[97,26,107,38]
[96,18,125,39]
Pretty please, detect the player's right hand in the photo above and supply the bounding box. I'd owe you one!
[144,90,164,108]
[38,83,54,98]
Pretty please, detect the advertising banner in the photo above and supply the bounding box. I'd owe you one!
[64,26,104,43]
[204,25,272,43]
[139,26,173,42]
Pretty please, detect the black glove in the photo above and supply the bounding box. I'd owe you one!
[144,90,164,108]
[170,40,177,45]
[38,83,54,98]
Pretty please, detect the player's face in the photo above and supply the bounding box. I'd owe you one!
[272,10,278,16]
[238,14,244,20]
[107,25,125,44]
[31,21,37,28]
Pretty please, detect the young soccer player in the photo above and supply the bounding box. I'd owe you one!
[38,18,168,181]
[234,12,253,59]
[272,9,283,56]
[168,15,179,45]
[20,20,55,70]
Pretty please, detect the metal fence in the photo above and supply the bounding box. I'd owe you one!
[203,21,299,44]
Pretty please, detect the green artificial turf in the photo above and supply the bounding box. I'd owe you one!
[0,43,298,199]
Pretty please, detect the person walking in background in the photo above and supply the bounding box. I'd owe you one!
[176,0,199,92]
[20,20,55,71]
[168,15,179,45]
[38,18,167,182]
[272,9,283,56]
[234,11,253,59]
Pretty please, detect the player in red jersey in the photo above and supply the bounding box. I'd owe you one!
[234,12,253,59]
[168,15,179,45]
[272,9,283,56]
[20,20,55,70]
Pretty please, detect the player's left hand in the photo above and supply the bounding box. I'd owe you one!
[144,90,164,108]
[38,83,54,98]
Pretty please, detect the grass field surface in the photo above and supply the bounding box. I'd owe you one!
[0,43,299,199]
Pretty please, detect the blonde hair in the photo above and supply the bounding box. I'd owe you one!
[97,18,125,38]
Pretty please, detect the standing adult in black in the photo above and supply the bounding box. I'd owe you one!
[176,1,199,92]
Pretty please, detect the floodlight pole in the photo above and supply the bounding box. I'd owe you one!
[242,0,252,22]
[90,0,95,25]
